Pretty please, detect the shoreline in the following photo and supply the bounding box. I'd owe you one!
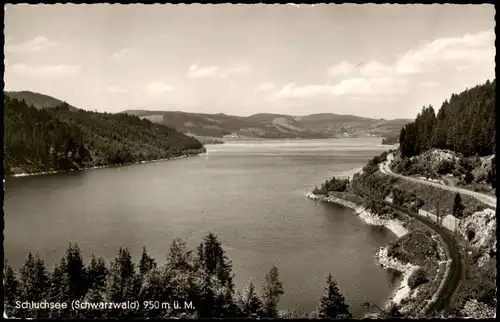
[307,189,453,316]
[306,192,408,238]
[376,247,419,310]
[306,190,412,313]
[6,151,206,179]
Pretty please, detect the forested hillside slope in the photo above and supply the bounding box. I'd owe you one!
[3,94,205,175]
[399,79,495,158]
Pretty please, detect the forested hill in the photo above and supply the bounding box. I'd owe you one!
[3,94,205,176]
[5,90,79,111]
[399,79,496,157]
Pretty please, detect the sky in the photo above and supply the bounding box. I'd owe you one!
[4,4,496,119]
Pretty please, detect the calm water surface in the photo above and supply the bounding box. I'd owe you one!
[5,138,400,316]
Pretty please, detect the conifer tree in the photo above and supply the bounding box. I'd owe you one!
[4,263,21,318]
[104,247,138,317]
[166,238,193,271]
[61,243,87,300]
[317,273,352,319]
[239,281,263,317]
[453,193,465,219]
[261,265,285,317]
[138,246,156,275]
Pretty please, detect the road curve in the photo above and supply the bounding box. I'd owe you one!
[380,153,497,209]
[352,182,463,317]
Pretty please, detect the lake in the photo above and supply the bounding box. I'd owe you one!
[4,138,400,317]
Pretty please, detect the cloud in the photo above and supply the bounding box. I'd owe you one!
[145,82,173,94]
[285,29,494,101]
[420,81,439,87]
[331,76,408,96]
[187,63,250,78]
[105,85,127,94]
[273,75,408,100]
[359,60,394,78]
[255,82,277,92]
[5,36,57,53]
[396,29,495,75]
[327,61,356,76]
[109,48,138,63]
[8,63,80,77]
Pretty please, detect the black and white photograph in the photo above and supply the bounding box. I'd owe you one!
[2,3,496,319]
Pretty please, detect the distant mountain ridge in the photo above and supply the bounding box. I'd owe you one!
[122,109,411,141]
[3,90,411,141]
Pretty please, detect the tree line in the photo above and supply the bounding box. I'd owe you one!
[3,95,205,175]
[399,79,495,158]
[4,233,352,319]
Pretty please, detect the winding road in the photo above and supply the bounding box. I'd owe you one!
[380,153,497,209]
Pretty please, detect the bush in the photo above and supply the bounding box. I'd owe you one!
[437,159,455,175]
[313,176,350,195]
[408,268,428,290]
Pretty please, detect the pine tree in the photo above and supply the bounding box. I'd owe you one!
[19,252,36,302]
[47,259,70,318]
[61,243,87,300]
[239,281,263,317]
[194,242,205,271]
[138,246,156,275]
[197,271,216,318]
[139,267,171,318]
[87,253,108,291]
[166,238,193,271]
[18,252,50,317]
[453,193,464,219]
[317,273,352,319]
[104,247,139,317]
[4,263,21,318]
[82,286,105,319]
[261,265,285,317]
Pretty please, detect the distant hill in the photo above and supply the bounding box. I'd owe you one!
[122,110,411,141]
[3,93,204,176]
[4,90,79,111]
[4,90,411,142]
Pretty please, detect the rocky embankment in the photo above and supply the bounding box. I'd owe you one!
[307,192,408,238]
[376,247,419,308]
[458,208,497,267]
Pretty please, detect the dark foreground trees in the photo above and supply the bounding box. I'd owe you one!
[317,273,352,318]
[3,233,352,319]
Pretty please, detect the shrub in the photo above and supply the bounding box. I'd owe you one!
[437,159,455,175]
[313,176,350,195]
[408,268,428,290]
